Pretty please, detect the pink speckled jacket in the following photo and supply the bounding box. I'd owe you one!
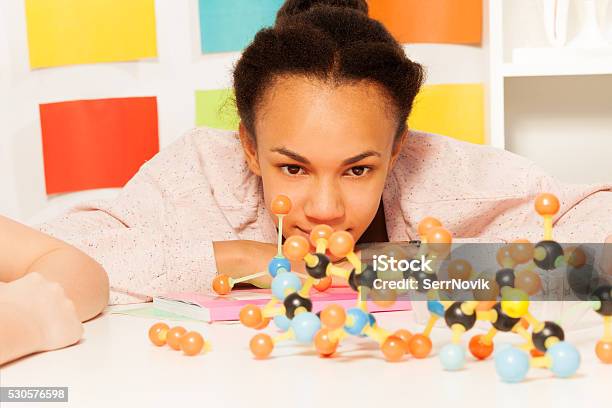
[38,127,612,304]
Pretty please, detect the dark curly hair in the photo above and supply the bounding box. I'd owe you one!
[233,0,424,141]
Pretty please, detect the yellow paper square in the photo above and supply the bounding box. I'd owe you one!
[409,83,484,144]
[25,0,157,68]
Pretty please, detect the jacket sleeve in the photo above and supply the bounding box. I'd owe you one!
[473,163,612,244]
[37,130,238,304]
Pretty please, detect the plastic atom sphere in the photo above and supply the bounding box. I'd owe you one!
[447,259,472,281]
[314,328,338,357]
[313,276,332,292]
[595,341,612,363]
[500,287,530,318]
[393,329,413,353]
[271,195,292,215]
[565,246,587,268]
[381,336,406,362]
[408,334,433,359]
[509,239,534,264]
[417,216,442,237]
[271,272,302,300]
[370,286,398,308]
[212,274,232,295]
[283,235,311,261]
[180,331,205,356]
[268,256,291,278]
[469,335,494,360]
[291,312,321,343]
[328,231,355,258]
[514,269,542,296]
[148,322,170,346]
[310,224,333,246]
[240,305,263,328]
[548,342,581,378]
[494,347,530,383]
[320,304,346,329]
[166,326,187,350]
[254,318,271,330]
[474,273,500,302]
[273,315,291,332]
[426,227,452,256]
[440,343,466,371]
[344,308,369,336]
[496,246,515,268]
[250,333,274,359]
[534,193,560,216]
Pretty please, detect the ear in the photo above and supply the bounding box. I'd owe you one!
[238,122,262,176]
[390,128,408,168]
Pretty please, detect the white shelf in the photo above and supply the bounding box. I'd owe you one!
[503,61,612,77]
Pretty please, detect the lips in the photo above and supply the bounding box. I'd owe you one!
[296,226,311,237]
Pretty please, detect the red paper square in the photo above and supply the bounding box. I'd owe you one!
[39,97,159,194]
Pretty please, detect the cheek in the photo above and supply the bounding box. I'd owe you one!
[343,176,386,224]
[259,166,309,225]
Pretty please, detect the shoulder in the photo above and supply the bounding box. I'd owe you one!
[393,130,540,202]
[138,127,255,197]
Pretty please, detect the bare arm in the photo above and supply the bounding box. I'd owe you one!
[0,215,109,321]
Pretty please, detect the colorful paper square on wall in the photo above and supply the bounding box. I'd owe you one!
[368,0,482,45]
[409,84,484,144]
[198,0,284,53]
[195,89,239,130]
[39,97,159,194]
[25,0,158,68]
[193,85,484,145]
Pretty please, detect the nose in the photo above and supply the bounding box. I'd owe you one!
[303,178,345,225]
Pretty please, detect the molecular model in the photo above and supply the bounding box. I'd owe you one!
[211,195,332,295]
[148,323,210,356]
[237,195,415,362]
[211,192,609,383]
[412,193,612,381]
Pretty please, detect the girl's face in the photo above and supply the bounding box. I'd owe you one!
[239,75,405,242]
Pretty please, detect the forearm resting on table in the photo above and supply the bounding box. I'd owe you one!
[0,215,109,322]
[25,247,110,321]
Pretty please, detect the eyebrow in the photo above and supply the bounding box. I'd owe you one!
[270,147,381,166]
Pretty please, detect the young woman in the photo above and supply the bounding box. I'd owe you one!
[2,0,611,364]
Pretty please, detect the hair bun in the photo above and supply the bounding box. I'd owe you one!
[277,0,368,20]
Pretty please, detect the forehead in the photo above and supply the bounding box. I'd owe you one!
[253,76,398,153]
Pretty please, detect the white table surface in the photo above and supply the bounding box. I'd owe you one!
[1,305,609,408]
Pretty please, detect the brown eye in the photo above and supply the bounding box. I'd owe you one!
[281,165,305,176]
[347,166,370,177]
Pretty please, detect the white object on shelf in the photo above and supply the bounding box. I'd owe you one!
[568,0,609,48]
[541,0,571,47]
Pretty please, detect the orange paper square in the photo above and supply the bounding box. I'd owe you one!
[369,0,482,45]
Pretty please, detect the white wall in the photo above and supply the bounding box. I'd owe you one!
[0,0,485,223]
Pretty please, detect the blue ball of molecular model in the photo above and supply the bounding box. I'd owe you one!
[495,347,530,383]
[440,343,466,371]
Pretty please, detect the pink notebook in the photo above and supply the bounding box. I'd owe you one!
[154,287,411,322]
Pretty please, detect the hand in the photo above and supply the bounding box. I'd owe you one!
[0,272,83,358]
[213,240,356,289]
